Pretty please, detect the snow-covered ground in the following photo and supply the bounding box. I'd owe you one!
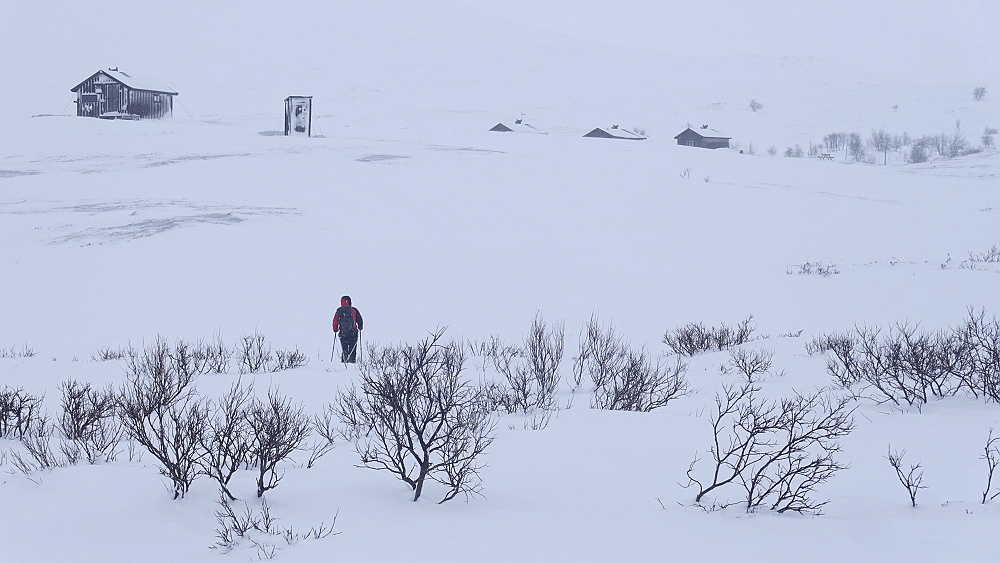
[2,1,1000,561]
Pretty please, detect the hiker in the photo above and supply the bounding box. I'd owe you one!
[332,295,364,363]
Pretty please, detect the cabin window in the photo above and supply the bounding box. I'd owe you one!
[153,94,161,103]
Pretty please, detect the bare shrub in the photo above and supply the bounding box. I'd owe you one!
[248,389,311,497]
[573,315,627,390]
[57,379,123,463]
[204,331,233,374]
[0,344,36,359]
[973,86,988,101]
[887,447,926,507]
[239,332,273,374]
[663,316,758,356]
[749,99,763,112]
[335,330,496,503]
[574,316,690,411]
[15,418,68,472]
[91,345,131,362]
[982,429,1000,504]
[490,314,564,412]
[0,386,44,440]
[684,382,855,514]
[306,406,338,469]
[590,351,690,412]
[767,145,777,157]
[198,381,255,501]
[212,493,338,554]
[728,348,773,382]
[118,343,208,499]
[272,348,309,372]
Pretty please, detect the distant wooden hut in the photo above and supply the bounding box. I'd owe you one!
[583,125,646,140]
[489,118,543,133]
[70,68,177,120]
[674,126,731,149]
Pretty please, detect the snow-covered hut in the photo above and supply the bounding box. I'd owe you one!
[674,125,731,149]
[70,68,178,120]
[489,119,543,133]
[583,125,646,140]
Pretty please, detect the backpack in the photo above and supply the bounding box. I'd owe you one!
[337,307,358,336]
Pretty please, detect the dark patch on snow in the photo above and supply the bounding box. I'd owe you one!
[144,153,252,168]
[0,170,40,179]
[258,130,284,136]
[430,145,505,154]
[357,154,410,162]
[51,213,245,244]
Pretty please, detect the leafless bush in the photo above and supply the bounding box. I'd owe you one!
[248,389,311,497]
[816,324,966,407]
[239,332,273,374]
[787,262,840,276]
[887,447,926,507]
[57,379,123,463]
[973,86,988,101]
[684,382,855,514]
[271,348,309,372]
[728,348,773,382]
[817,311,1000,406]
[573,315,628,390]
[591,351,690,412]
[335,330,496,503]
[118,344,208,499]
[663,316,758,356]
[124,337,197,400]
[198,381,254,501]
[0,386,44,440]
[960,244,1000,270]
[203,331,233,374]
[749,99,763,112]
[490,314,564,412]
[91,345,131,361]
[982,429,1000,504]
[212,493,338,554]
[0,344,36,359]
[306,407,338,468]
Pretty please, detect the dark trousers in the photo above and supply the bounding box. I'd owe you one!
[339,332,359,363]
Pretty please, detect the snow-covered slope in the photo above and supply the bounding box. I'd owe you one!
[2,1,1000,561]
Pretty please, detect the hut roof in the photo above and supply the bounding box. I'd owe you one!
[71,69,178,95]
[584,127,647,140]
[675,126,730,139]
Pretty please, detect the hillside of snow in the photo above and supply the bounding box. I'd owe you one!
[2,1,1000,561]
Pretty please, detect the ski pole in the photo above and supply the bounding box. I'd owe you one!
[331,334,337,362]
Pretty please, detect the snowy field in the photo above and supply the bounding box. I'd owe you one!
[2,1,1000,561]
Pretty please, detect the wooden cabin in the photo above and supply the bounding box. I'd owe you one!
[674,126,731,149]
[583,125,646,140]
[71,68,178,120]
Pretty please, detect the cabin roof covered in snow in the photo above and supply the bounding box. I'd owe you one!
[71,69,178,95]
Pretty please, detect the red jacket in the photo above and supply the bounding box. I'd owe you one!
[332,297,363,333]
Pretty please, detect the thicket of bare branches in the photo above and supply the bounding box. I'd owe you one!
[118,338,208,499]
[663,316,758,356]
[487,314,564,413]
[684,382,856,514]
[0,386,44,440]
[335,330,496,503]
[813,310,1000,408]
[57,379,123,464]
[248,389,311,498]
[198,381,255,501]
[575,316,691,411]
[238,332,273,374]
